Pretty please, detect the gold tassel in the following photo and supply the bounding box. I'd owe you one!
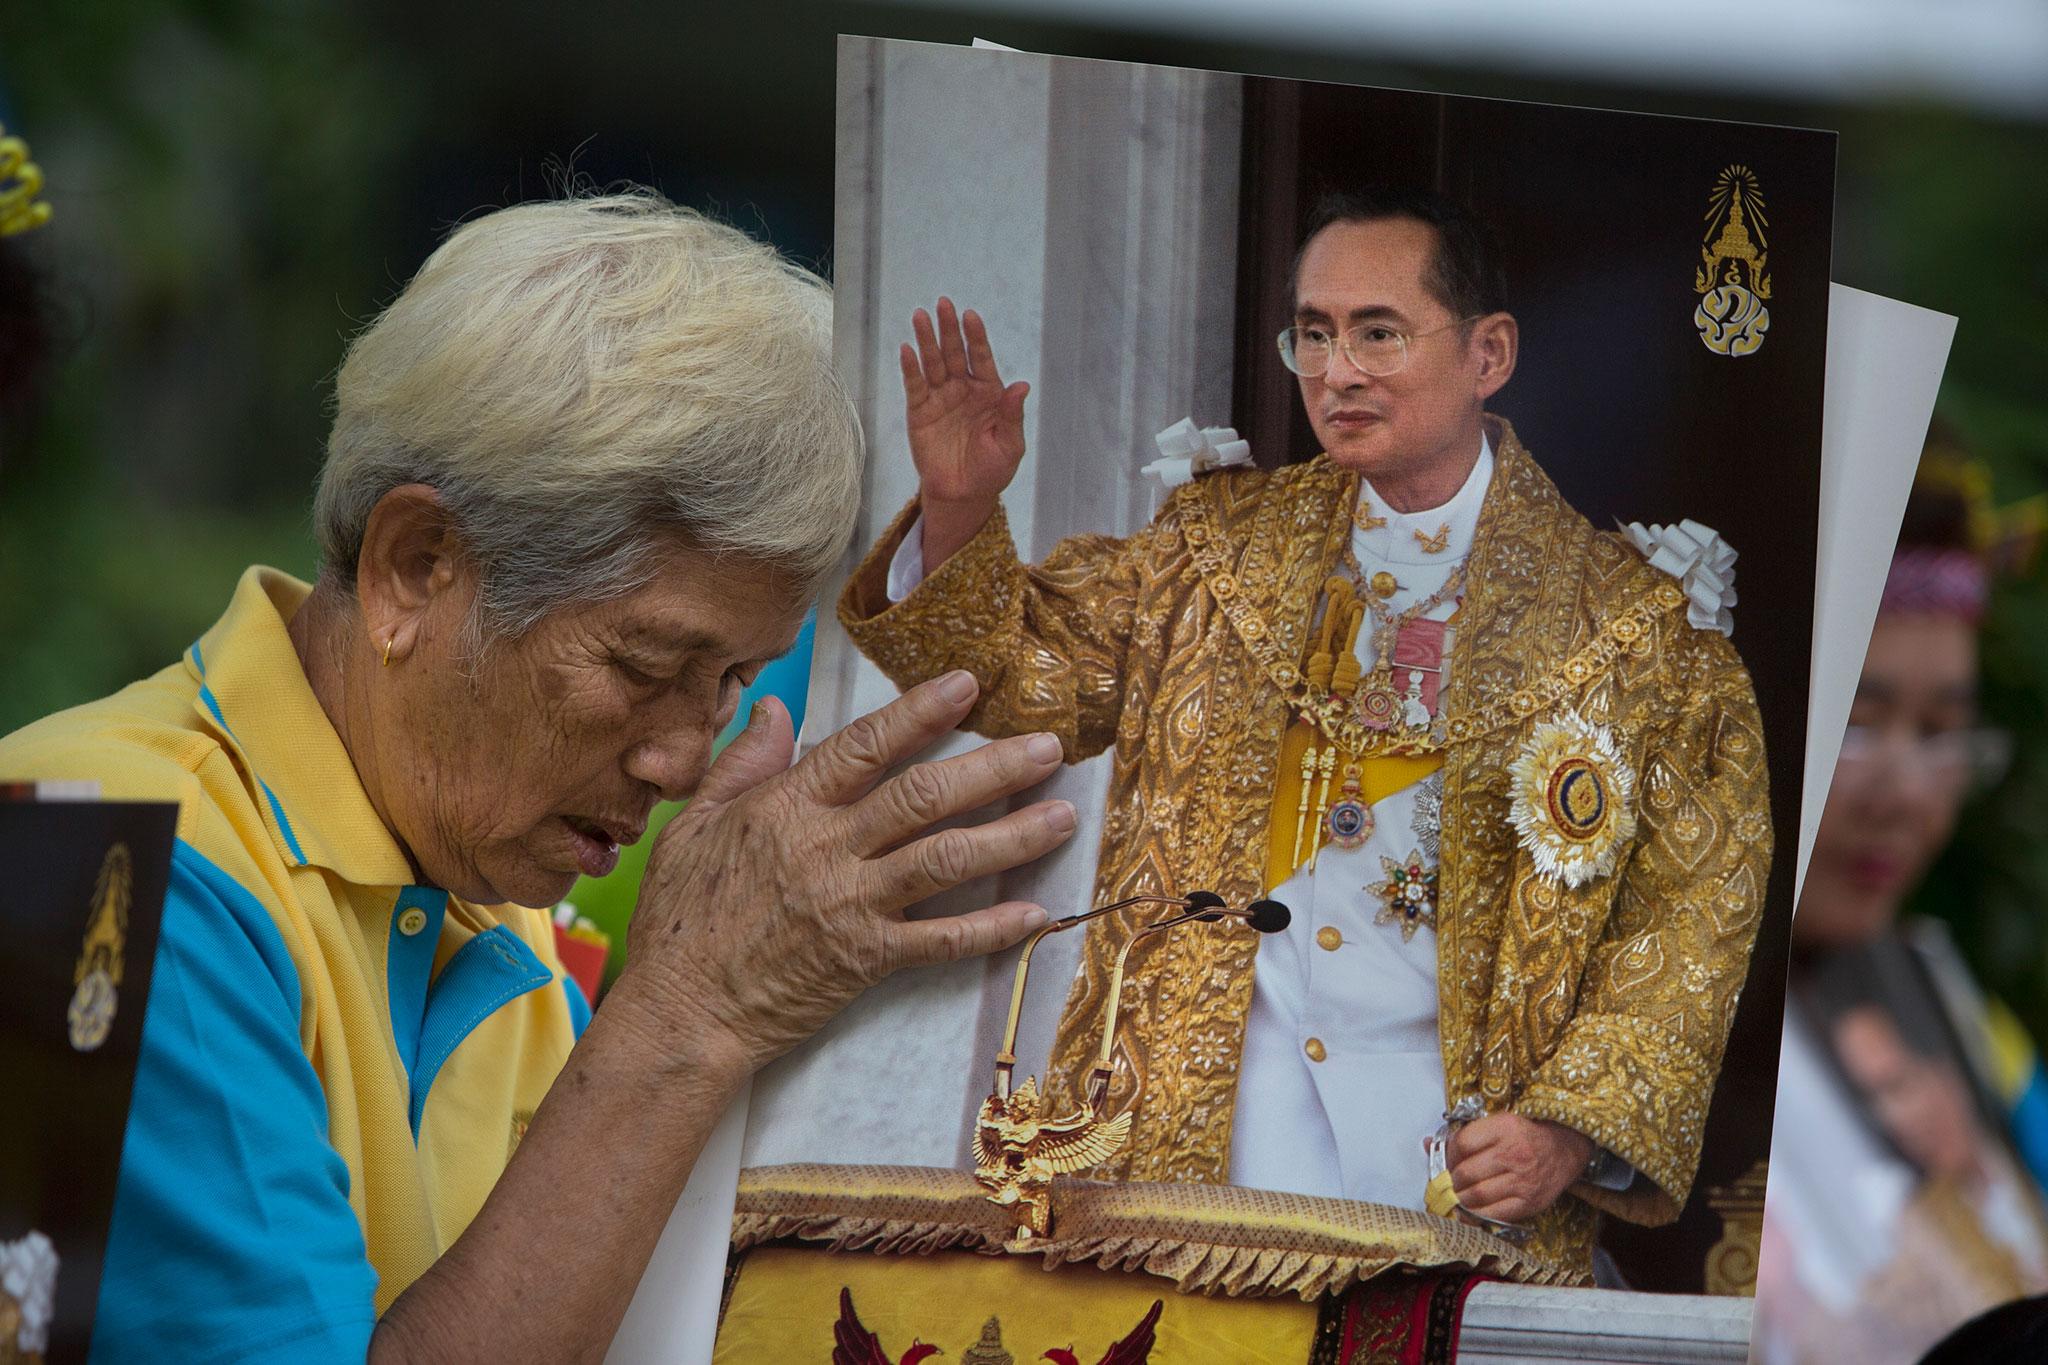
[1291,744,1319,870]
[1331,600,1366,697]
[1306,576,1352,692]
[1307,746,1339,871]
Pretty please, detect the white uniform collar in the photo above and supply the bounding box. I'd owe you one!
[1354,434,1493,567]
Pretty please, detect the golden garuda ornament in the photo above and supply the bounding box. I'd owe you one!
[973,1077,1132,1245]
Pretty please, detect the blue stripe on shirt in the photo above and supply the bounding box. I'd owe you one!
[91,840,377,1363]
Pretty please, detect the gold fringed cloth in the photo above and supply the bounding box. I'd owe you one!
[718,1166,1546,1362]
[729,1163,1580,1298]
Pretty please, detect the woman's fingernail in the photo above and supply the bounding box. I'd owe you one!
[1027,733,1062,764]
[1045,800,1077,833]
[1022,907,1050,929]
[939,670,977,703]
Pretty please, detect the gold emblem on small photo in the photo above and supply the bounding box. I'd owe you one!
[68,843,132,1053]
[1693,165,1773,358]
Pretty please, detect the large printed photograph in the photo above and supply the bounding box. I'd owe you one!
[723,38,1835,1349]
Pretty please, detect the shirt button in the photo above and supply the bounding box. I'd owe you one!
[1316,926,1343,951]
[1304,1037,1327,1063]
[398,906,429,937]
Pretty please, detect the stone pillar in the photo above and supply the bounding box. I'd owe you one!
[746,38,1243,1169]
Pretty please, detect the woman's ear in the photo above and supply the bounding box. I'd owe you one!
[355,484,466,664]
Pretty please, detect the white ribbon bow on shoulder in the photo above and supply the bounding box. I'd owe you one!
[1619,518,1739,636]
[1142,417,1253,490]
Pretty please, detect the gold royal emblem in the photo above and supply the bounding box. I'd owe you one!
[68,843,132,1053]
[974,1077,1132,1247]
[1693,165,1773,358]
[1508,711,1638,889]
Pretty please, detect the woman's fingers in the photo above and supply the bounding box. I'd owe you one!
[883,900,1052,972]
[846,729,1065,854]
[863,798,1077,910]
[796,671,981,806]
[688,695,795,806]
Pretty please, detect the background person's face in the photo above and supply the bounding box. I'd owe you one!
[1797,611,1979,949]
[379,547,807,908]
[1831,1005,1985,1181]
[1292,217,1488,478]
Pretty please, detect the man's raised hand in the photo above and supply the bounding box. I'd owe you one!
[901,297,1029,570]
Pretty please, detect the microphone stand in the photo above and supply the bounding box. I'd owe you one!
[991,894,1189,1107]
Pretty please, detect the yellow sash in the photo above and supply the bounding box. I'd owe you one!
[1264,719,1442,892]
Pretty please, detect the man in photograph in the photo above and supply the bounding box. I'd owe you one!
[837,186,1771,1275]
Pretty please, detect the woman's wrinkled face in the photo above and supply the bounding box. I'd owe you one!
[1796,611,1979,949]
[378,547,808,908]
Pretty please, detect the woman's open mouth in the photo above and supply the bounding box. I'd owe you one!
[563,816,623,878]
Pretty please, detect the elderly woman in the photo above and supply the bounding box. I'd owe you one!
[0,193,1078,1362]
[1753,456,2048,1364]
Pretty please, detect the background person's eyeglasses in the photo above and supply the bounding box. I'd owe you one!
[1835,722,2013,794]
[1276,317,1476,378]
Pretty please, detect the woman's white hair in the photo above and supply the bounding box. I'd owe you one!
[316,189,862,640]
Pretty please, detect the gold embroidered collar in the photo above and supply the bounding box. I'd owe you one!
[1177,461,1687,757]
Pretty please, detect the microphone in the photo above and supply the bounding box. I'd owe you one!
[1184,890,1227,922]
[1244,899,1291,933]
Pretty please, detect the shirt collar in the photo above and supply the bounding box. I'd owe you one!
[1355,433,1494,566]
[184,566,417,887]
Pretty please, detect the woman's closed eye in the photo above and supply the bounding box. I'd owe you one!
[609,649,690,694]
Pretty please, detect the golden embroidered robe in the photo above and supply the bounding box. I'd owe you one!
[838,418,1772,1276]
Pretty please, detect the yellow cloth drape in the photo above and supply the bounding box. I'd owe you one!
[715,1245,1319,1364]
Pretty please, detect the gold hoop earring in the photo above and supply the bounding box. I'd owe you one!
[382,638,394,668]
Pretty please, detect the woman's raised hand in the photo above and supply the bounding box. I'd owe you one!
[901,298,1029,569]
[620,671,1073,1074]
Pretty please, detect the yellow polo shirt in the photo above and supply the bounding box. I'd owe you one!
[1,567,586,1361]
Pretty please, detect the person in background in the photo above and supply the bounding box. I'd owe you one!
[1755,447,2048,1365]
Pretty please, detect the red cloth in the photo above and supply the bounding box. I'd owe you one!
[1327,1272,1491,1365]
[552,925,606,1009]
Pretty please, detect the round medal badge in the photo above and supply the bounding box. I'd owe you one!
[1325,798,1374,849]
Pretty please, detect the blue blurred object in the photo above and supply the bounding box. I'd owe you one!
[729,609,815,744]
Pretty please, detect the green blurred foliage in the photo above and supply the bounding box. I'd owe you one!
[3,0,416,731]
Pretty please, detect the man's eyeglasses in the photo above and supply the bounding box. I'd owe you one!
[1277,317,1476,379]
[1835,723,2012,794]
